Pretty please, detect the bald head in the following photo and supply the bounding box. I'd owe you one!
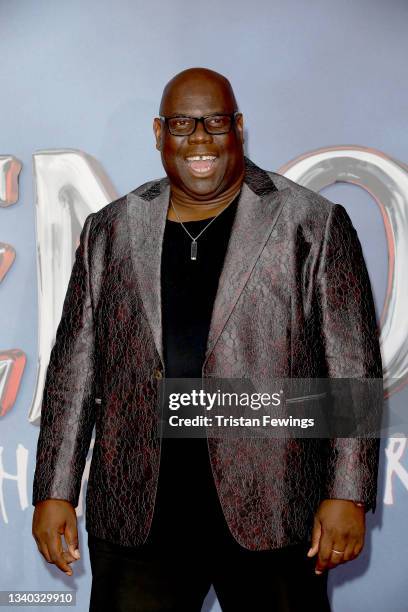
[159,67,238,116]
[153,67,244,200]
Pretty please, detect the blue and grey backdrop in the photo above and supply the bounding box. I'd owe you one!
[1,1,408,611]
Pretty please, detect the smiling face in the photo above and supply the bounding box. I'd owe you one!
[153,68,245,200]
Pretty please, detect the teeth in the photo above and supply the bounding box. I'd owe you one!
[186,155,216,161]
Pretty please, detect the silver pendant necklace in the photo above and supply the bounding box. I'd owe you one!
[170,197,235,261]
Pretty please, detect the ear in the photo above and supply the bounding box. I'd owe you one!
[153,117,162,151]
[235,113,244,145]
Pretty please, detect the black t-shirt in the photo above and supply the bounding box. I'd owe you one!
[161,192,240,378]
[147,193,240,545]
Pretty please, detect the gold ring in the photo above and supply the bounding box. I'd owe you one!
[332,549,344,554]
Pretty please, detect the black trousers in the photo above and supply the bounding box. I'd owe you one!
[88,439,331,612]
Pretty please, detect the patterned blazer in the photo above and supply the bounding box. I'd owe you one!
[32,156,383,550]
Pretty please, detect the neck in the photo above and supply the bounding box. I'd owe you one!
[170,170,245,214]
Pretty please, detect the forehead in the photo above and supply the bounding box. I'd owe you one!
[160,79,236,116]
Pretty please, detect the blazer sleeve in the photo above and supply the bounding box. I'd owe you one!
[316,203,384,513]
[32,212,96,508]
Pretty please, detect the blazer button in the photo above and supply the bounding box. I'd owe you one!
[154,368,163,379]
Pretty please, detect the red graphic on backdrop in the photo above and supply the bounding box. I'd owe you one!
[0,242,16,282]
[0,349,26,417]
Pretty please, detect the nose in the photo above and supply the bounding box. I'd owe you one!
[188,118,213,144]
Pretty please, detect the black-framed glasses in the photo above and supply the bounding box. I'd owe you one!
[160,112,240,136]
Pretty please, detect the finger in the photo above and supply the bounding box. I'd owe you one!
[40,541,74,568]
[36,539,52,564]
[329,537,348,567]
[307,518,321,558]
[46,534,74,576]
[353,539,364,559]
[62,549,77,564]
[64,521,80,561]
[315,530,334,574]
[342,539,357,563]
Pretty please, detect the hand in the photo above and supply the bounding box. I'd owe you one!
[32,500,80,577]
[306,499,365,575]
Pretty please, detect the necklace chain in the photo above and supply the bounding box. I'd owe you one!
[170,193,238,260]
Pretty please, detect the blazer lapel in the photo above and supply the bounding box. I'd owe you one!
[203,159,290,366]
[127,178,170,363]
[126,157,290,369]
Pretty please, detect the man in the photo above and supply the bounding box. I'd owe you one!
[32,67,383,611]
